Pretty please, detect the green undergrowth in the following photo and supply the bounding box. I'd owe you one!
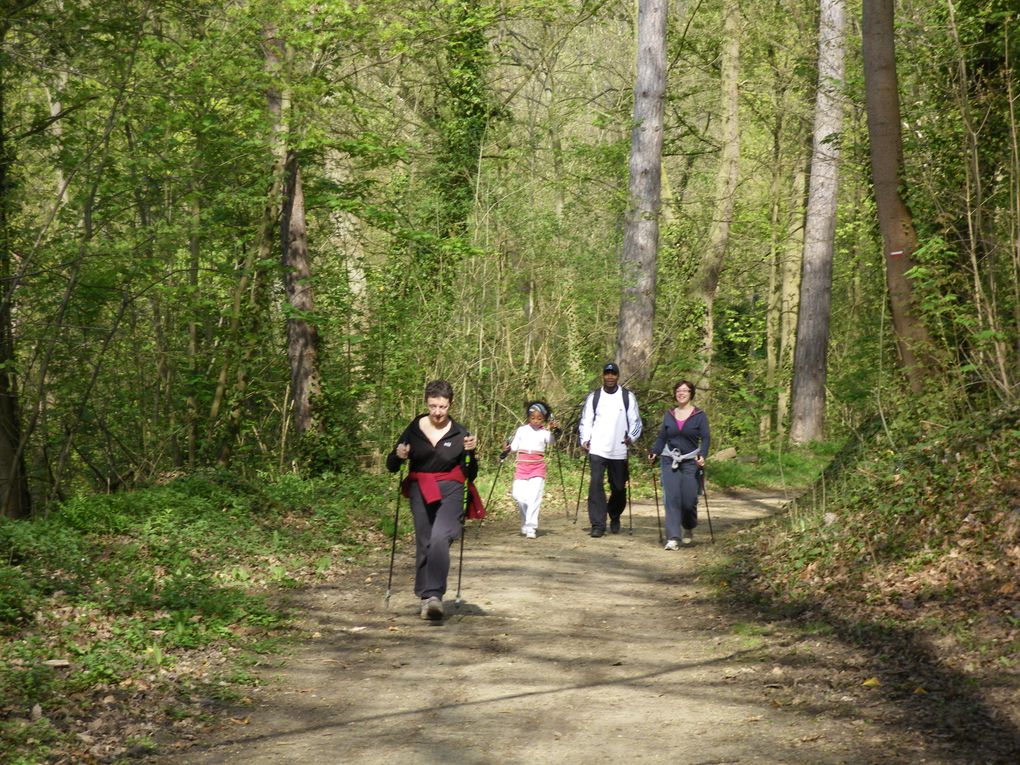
[0,468,399,764]
[704,441,840,491]
[726,403,1020,670]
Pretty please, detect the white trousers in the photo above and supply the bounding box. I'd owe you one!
[512,476,546,533]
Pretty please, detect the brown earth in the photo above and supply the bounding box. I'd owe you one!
[153,492,1019,765]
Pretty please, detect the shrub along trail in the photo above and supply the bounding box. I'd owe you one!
[158,493,1018,765]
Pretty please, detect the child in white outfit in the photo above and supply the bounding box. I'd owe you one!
[506,401,558,539]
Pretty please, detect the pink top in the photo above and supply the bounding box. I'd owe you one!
[510,424,554,480]
[674,407,697,430]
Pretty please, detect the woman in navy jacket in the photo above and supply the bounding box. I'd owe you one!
[648,380,710,549]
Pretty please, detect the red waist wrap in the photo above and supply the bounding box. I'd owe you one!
[403,464,486,519]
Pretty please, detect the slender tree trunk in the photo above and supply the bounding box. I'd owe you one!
[281,150,321,436]
[187,197,200,467]
[790,0,846,444]
[0,70,31,517]
[777,159,807,434]
[692,0,740,395]
[761,106,785,443]
[861,0,934,394]
[2,14,40,515]
[616,0,667,383]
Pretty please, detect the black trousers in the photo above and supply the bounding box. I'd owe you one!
[587,454,629,531]
[407,480,464,599]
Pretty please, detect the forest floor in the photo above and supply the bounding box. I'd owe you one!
[150,492,1019,765]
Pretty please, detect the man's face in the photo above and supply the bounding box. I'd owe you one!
[602,371,619,387]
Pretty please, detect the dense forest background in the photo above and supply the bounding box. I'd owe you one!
[1,0,1017,507]
[2,2,1019,762]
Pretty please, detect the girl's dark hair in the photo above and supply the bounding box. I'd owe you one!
[424,379,455,403]
[673,380,696,399]
[526,400,552,420]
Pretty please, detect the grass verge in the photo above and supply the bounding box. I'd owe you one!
[0,468,406,764]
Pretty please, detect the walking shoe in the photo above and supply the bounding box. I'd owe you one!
[609,518,621,534]
[681,529,694,545]
[419,598,429,619]
[525,529,537,539]
[664,539,680,550]
[422,596,444,620]
[589,527,605,538]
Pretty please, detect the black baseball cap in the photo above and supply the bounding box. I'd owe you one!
[602,363,620,374]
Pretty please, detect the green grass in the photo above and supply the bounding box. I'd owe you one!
[705,442,841,491]
[0,467,395,764]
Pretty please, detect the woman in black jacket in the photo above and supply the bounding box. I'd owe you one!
[648,380,710,549]
[386,380,479,619]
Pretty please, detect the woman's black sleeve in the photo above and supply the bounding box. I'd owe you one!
[385,423,412,473]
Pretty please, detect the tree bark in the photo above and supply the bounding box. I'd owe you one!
[281,150,321,436]
[692,0,740,395]
[777,159,807,434]
[0,105,31,517]
[1,12,39,516]
[615,0,667,384]
[861,0,934,394]
[789,0,846,445]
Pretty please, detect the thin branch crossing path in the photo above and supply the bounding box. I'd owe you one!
[162,494,1015,764]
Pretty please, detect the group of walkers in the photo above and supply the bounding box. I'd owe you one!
[385,363,711,620]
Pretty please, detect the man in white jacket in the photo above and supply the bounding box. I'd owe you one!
[578,363,642,537]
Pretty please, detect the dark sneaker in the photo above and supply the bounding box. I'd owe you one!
[609,518,621,534]
[590,527,605,538]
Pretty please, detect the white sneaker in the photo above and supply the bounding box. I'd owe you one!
[525,529,537,539]
[681,529,693,545]
[664,539,679,551]
[422,596,444,620]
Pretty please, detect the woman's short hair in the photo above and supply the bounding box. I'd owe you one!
[673,380,696,399]
[424,379,455,403]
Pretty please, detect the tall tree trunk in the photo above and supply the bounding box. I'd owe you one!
[616,0,667,383]
[281,150,321,436]
[790,0,846,444]
[186,196,200,467]
[861,0,934,394]
[761,103,786,443]
[778,158,808,433]
[1,13,38,516]
[0,89,31,517]
[692,0,740,395]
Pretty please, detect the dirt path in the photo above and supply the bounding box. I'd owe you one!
[159,492,1014,765]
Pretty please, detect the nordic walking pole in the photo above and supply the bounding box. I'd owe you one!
[573,452,588,524]
[554,445,570,520]
[455,447,473,608]
[626,454,634,536]
[479,445,508,533]
[384,467,404,609]
[699,468,715,543]
[651,464,663,545]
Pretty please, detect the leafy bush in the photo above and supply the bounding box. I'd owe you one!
[0,565,33,627]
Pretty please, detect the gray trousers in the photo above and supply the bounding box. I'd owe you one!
[407,480,464,599]
[659,459,699,540]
